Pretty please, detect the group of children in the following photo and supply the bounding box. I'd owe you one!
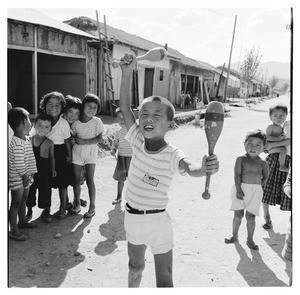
[8,51,291,287]
[8,92,105,241]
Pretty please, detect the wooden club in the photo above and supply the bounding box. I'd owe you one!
[111,47,168,68]
[202,101,224,199]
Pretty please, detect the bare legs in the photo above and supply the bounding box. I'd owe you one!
[225,210,258,250]
[127,242,173,287]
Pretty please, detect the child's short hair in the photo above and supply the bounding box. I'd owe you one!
[39,91,66,113]
[34,112,54,126]
[140,96,175,121]
[244,129,267,145]
[269,104,288,116]
[65,95,82,111]
[82,93,101,113]
[8,107,29,132]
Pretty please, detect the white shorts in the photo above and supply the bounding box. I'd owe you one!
[124,209,174,255]
[230,183,263,216]
[72,144,98,166]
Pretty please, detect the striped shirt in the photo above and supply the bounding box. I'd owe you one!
[124,123,187,210]
[112,125,132,157]
[9,136,37,190]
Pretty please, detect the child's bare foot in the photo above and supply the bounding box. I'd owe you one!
[225,236,238,244]
[246,240,259,250]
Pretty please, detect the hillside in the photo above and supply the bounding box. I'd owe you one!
[230,61,290,80]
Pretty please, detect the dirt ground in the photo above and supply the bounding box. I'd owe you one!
[7,94,293,289]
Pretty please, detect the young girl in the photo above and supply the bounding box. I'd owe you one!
[71,94,106,218]
[39,91,73,219]
[63,95,87,207]
[262,104,291,229]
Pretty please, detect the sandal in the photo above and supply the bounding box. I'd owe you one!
[70,206,81,215]
[246,240,259,250]
[262,221,272,230]
[112,198,122,205]
[84,210,95,218]
[9,231,27,241]
[18,222,37,229]
[56,210,67,219]
[224,236,238,244]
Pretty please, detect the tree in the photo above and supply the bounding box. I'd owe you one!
[239,47,262,98]
[269,74,279,89]
[281,82,290,93]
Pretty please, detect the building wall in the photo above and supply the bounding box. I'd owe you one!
[111,43,170,106]
[7,20,97,113]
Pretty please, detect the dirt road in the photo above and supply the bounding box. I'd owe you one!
[8,94,292,288]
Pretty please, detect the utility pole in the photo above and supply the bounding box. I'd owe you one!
[224,15,237,103]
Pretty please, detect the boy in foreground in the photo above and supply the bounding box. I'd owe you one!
[119,53,219,287]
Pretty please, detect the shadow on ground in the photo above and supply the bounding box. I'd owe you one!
[8,213,91,287]
[94,204,126,256]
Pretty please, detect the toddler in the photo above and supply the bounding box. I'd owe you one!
[225,130,269,250]
[8,107,37,241]
[26,113,56,223]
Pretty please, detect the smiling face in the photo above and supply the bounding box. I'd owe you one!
[64,108,80,124]
[45,97,62,118]
[83,102,98,120]
[270,109,287,126]
[138,100,172,140]
[34,119,52,137]
[244,136,264,158]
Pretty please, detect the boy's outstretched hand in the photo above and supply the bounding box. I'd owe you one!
[202,154,219,174]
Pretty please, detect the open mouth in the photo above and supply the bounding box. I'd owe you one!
[144,124,154,131]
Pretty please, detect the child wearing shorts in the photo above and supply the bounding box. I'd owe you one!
[8,107,37,241]
[225,130,269,250]
[110,107,132,205]
[119,53,219,287]
[71,94,106,218]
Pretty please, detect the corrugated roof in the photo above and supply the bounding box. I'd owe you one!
[65,16,218,72]
[7,8,96,39]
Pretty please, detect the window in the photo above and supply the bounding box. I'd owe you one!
[159,70,164,81]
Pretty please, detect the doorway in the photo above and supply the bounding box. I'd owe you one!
[144,68,154,98]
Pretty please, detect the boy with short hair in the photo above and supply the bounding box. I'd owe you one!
[119,53,219,287]
[225,130,269,250]
[110,107,132,205]
[26,113,56,223]
[8,107,37,241]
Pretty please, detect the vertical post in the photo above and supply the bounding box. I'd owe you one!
[32,26,38,115]
[96,11,103,107]
[216,63,225,99]
[224,15,237,102]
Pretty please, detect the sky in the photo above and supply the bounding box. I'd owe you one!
[31,5,294,69]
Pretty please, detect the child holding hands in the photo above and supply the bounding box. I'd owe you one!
[119,53,219,287]
[8,107,37,241]
[225,130,269,250]
[70,94,106,218]
[110,107,132,205]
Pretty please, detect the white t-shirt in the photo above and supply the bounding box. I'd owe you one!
[124,123,187,210]
[30,116,70,145]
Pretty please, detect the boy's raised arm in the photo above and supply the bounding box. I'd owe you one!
[119,53,137,131]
